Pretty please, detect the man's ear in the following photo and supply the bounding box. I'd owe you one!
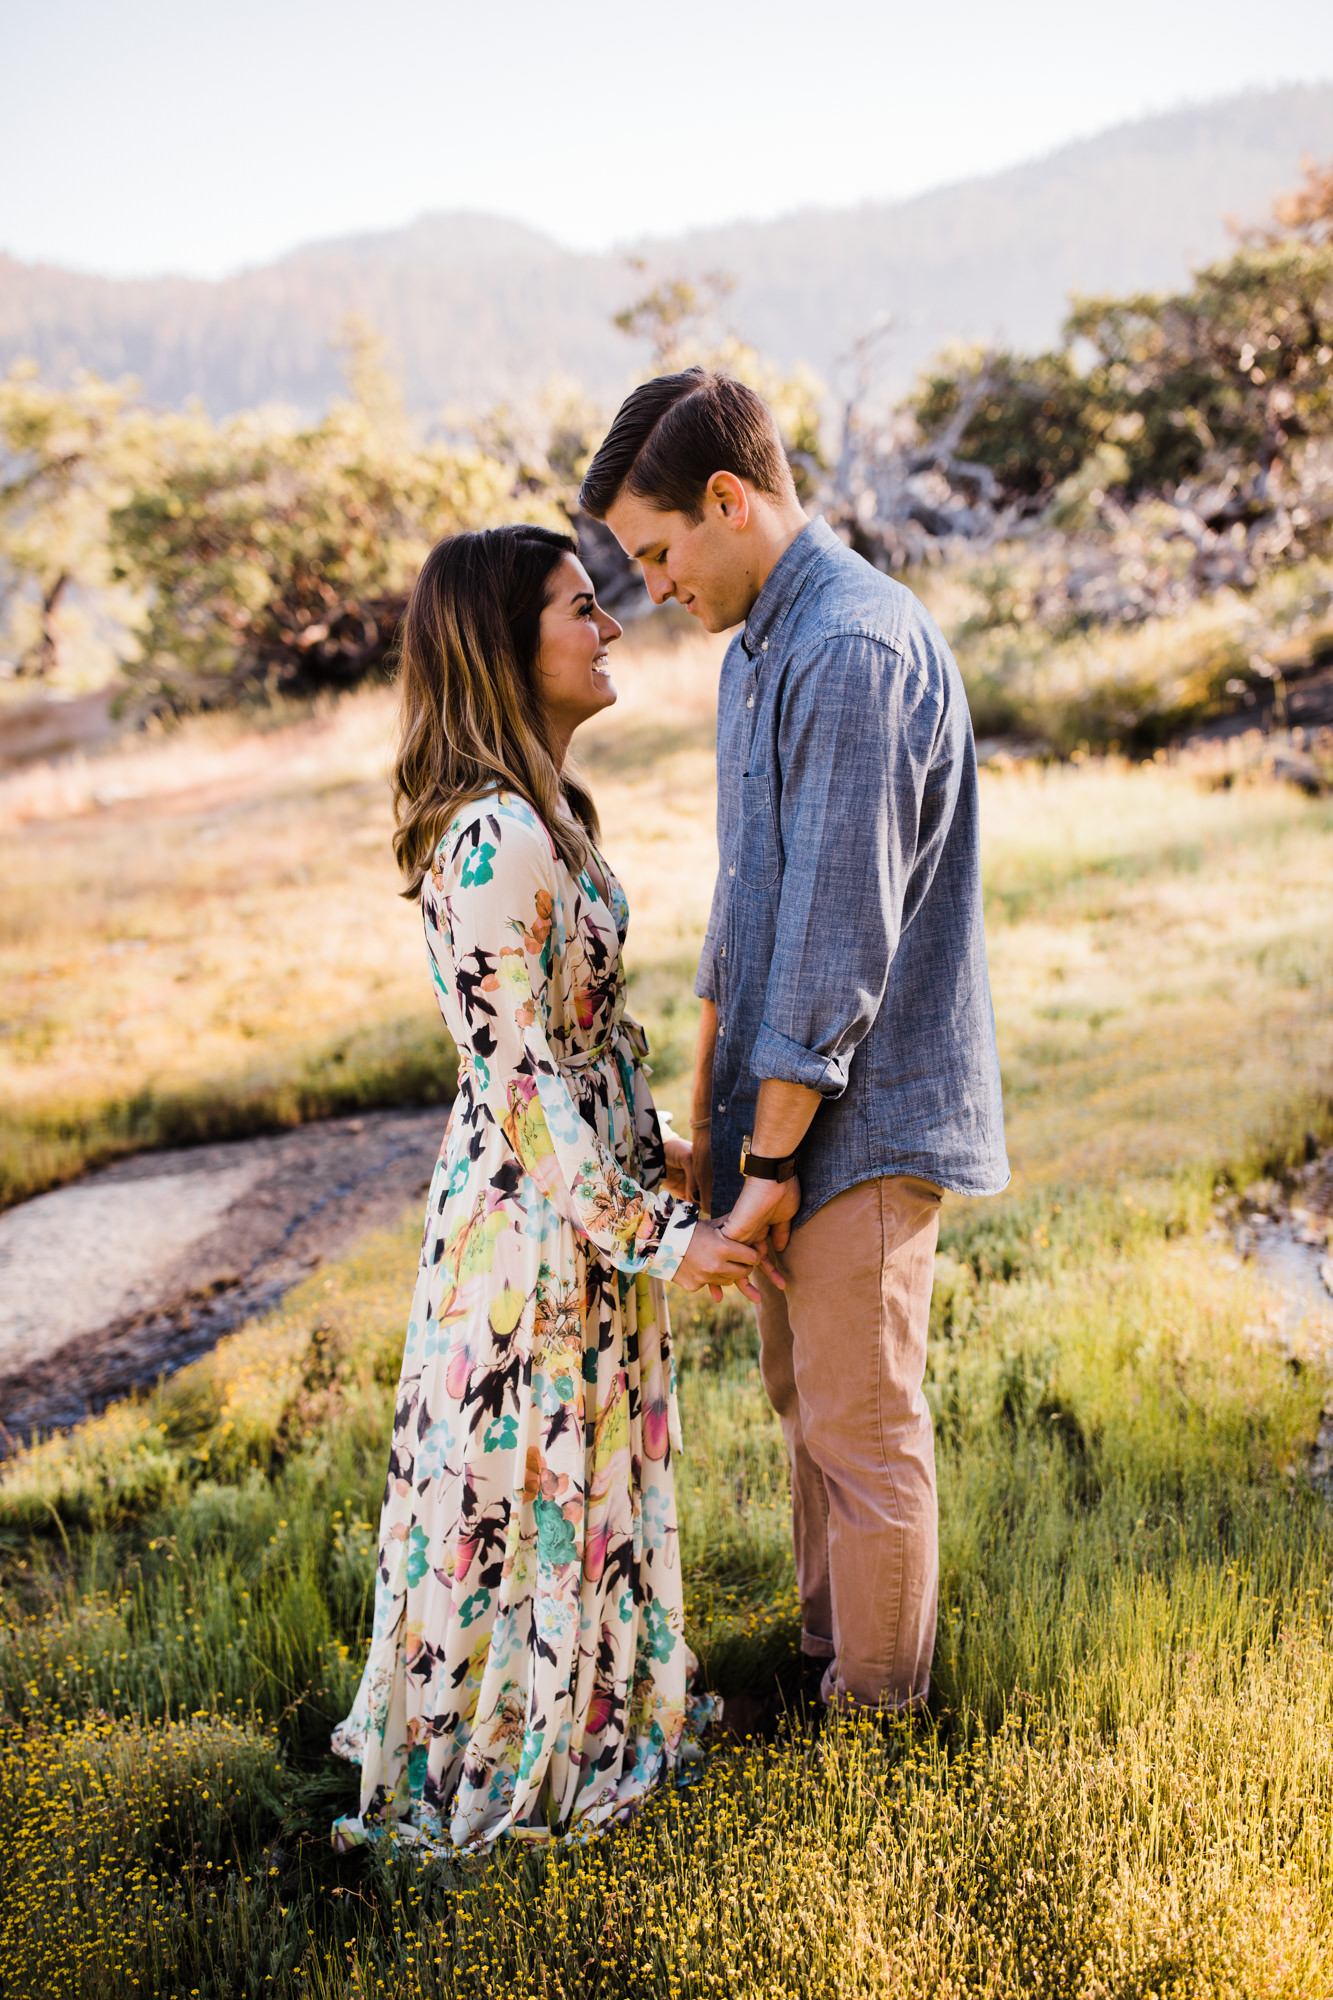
[705,471,751,529]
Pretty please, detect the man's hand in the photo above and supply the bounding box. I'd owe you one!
[716,1076,819,1257]
[720,1173,802,1256]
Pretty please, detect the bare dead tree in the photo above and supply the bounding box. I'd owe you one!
[818,328,1015,570]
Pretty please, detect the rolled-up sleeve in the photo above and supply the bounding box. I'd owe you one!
[749,634,940,1098]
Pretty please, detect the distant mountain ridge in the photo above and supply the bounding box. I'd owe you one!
[2,84,1332,418]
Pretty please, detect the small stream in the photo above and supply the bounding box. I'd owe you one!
[1216,1150,1333,1490]
[0,1105,447,1446]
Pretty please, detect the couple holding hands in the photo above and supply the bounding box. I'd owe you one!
[331,370,1008,1854]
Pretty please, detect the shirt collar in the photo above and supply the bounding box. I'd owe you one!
[741,515,840,660]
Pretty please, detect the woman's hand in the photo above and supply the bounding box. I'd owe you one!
[661,1130,696,1201]
[673,1220,786,1306]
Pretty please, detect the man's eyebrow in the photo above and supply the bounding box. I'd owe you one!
[631,541,661,561]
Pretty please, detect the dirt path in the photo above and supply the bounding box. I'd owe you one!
[0,1106,446,1445]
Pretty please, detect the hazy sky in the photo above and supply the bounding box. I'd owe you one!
[4,0,1333,279]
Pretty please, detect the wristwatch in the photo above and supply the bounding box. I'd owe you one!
[739,1134,799,1182]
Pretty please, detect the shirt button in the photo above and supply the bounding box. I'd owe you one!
[719,944,726,958]
[716,1100,727,1113]
[728,863,735,877]
[718,1022,725,1038]
[761,639,769,652]
[745,695,754,709]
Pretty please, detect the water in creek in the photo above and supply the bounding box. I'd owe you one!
[1219,1149,1333,1490]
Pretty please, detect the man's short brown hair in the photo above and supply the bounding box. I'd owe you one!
[578,367,791,522]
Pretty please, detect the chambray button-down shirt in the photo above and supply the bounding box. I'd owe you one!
[697,516,1009,1223]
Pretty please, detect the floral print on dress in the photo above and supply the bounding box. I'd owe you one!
[331,790,702,1852]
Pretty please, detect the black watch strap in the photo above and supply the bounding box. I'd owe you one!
[739,1135,799,1182]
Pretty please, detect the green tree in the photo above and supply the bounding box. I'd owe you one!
[469,376,606,517]
[911,346,1101,508]
[0,364,154,682]
[111,326,532,710]
[905,156,1333,539]
[613,267,737,372]
[1068,229,1333,503]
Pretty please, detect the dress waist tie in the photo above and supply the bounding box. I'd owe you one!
[557,1015,648,1175]
[456,1012,651,1175]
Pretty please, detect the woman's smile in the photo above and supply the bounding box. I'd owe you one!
[533,555,623,759]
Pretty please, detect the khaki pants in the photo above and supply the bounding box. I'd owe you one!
[755,1175,941,1712]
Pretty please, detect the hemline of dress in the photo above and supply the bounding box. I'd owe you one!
[330,1691,722,1858]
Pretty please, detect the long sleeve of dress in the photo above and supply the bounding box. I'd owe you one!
[426,802,697,1280]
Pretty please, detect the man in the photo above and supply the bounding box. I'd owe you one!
[579,369,1008,1715]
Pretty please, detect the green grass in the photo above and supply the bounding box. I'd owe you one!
[6,637,1331,1210]
[4,652,1333,1992]
[2,1164,1333,1996]
[0,1014,457,1210]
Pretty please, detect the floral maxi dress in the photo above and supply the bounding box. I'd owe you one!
[332,789,700,1851]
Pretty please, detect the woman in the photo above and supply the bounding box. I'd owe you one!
[332,525,769,1853]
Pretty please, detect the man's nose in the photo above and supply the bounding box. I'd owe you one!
[643,569,675,606]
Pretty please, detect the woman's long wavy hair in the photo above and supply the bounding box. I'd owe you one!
[392,525,601,897]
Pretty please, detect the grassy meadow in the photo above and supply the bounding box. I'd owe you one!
[2,625,1333,1996]
[0,635,726,1210]
[0,694,452,1209]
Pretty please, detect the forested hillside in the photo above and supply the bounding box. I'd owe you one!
[3,85,1332,415]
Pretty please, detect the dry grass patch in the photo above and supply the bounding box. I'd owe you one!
[9,624,1331,1211]
[0,689,443,1203]
[980,759,1333,1187]
[0,633,727,1205]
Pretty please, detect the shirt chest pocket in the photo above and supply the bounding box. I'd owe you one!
[738,771,780,888]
